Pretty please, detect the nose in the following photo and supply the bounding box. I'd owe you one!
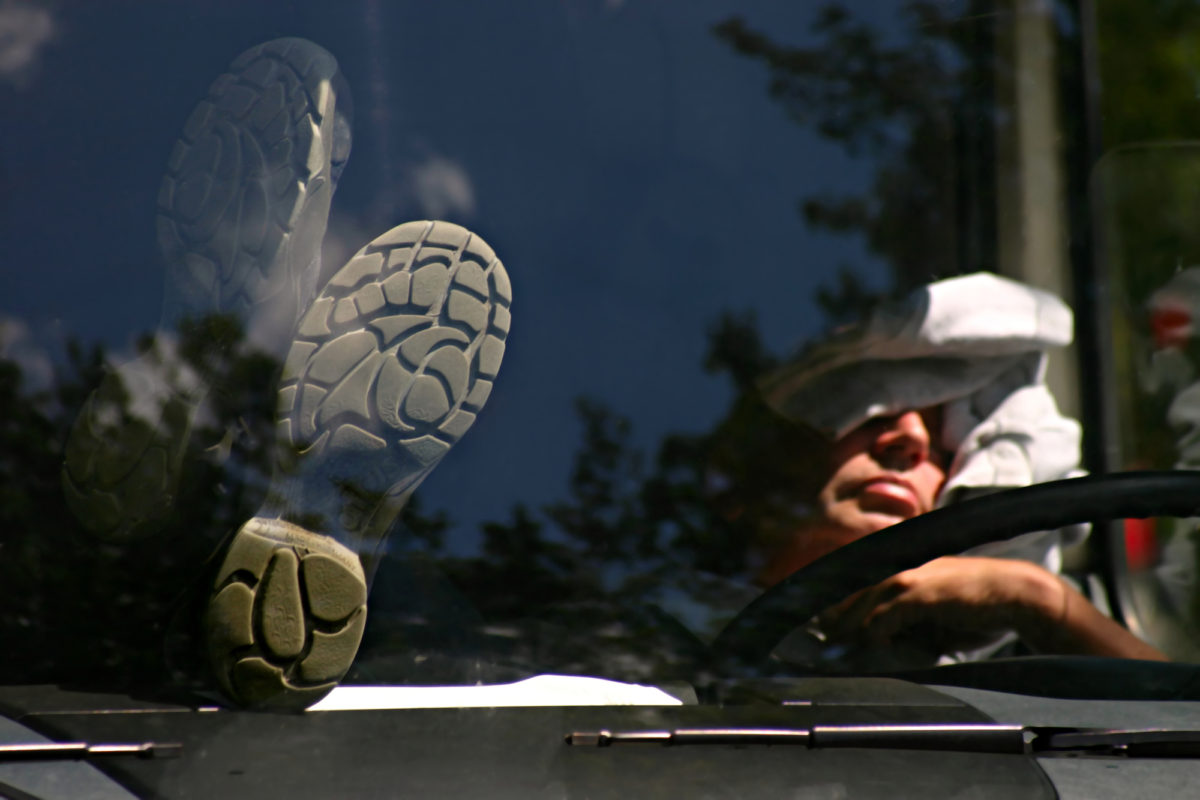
[870,410,931,470]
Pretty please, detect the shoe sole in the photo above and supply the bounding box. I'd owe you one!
[205,517,368,710]
[205,220,512,708]
[63,38,343,542]
[157,36,341,328]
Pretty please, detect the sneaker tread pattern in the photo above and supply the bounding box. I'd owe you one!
[157,37,338,324]
[206,516,367,710]
[278,219,511,498]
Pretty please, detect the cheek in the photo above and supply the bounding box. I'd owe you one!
[911,463,948,508]
[816,454,873,521]
[819,453,866,502]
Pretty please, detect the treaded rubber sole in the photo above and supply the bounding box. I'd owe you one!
[157,37,340,324]
[205,517,367,710]
[207,219,512,708]
[63,38,343,542]
[276,219,512,544]
[61,356,196,541]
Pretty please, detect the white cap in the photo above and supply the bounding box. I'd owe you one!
[758,272,1073,442]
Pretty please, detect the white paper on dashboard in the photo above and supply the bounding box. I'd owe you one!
[306,674,684,711]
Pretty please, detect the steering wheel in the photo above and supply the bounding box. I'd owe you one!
[710,471,1200,670]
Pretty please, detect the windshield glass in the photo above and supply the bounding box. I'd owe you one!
[1,0,1194,709]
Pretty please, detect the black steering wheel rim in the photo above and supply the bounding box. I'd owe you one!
[710,471,1200,670]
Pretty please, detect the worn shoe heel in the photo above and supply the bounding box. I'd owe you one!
[206,517,367,710]
[206,219,512,708]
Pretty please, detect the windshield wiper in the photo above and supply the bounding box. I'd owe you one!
[566,723,1200,758]
[0,741,182,762]
[1035,728,1200,758]
[566,724,1026,753]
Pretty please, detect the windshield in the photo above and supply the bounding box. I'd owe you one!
[1,0,1196,710]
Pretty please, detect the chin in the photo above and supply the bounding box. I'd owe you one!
[856,510,910,534]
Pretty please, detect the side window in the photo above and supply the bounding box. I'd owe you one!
[1091,4,1200,658]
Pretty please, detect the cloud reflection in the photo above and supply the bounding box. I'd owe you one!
[0,315,54,396]
[411,154,477,219]
[0,0,54,89]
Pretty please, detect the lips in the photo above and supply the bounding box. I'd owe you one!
[855,475,920,517]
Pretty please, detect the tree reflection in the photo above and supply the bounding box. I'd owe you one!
[366,311,822,683]
[1,303,816,688]
[1,316,277,684]
[715,2,999,316]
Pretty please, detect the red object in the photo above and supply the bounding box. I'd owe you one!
[1123,518,1159,571]
[1150,306,1192,349]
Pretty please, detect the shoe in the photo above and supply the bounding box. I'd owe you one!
[204,219,513,709]
[62,38,350,541]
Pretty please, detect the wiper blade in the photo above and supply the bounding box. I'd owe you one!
[566,724,1026,754]
[567,728,813,747]
[1035,728,1200,758]
[0,741,182,762]
[566,723,1200,758]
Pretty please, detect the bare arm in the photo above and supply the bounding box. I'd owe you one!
[1019,563,1167,660]
[820,556,1167,661]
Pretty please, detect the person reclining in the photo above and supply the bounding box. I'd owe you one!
[750,272,1165,665]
